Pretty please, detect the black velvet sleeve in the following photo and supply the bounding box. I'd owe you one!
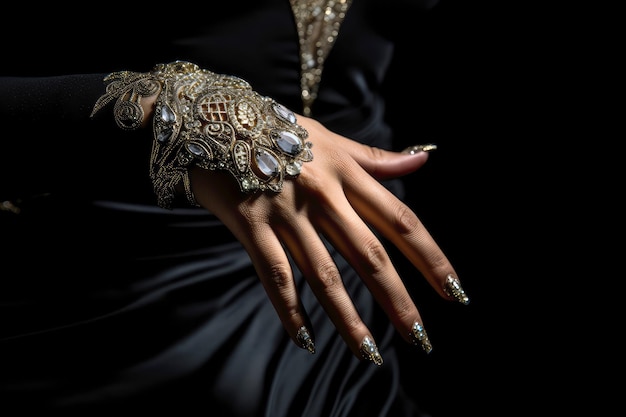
[0,74,154,203]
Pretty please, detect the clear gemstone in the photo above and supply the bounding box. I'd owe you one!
[286,161,302,176]
[255,149,279,177]
[273,103,297,124]
[161,103,176,123]
[277,131,302,155]
[187,142,207,158]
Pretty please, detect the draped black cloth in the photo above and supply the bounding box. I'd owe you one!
[0,1,439,415]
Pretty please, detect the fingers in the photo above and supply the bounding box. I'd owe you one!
[343,162,470,305]
[187,120,470,365]
[243,226,318,354]
[190,167,316,354]
[311,190,434,354]
[194,164,406,363]
[296,118,433,180]
[224,212,319,355]
[298,117,469,306]
[350,140,432,180]
[274,206,387,365]
[300,119,469,304]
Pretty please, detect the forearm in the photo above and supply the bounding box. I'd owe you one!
[0,74,106,127]
[0,74,151,201]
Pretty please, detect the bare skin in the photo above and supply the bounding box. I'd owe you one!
[141,94,461,362]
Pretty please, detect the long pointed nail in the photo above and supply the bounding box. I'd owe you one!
[444,274,470,305]
[401,144,437,154]
[296,326,316,354]
[410,321,433,354]
[360,336,383,366]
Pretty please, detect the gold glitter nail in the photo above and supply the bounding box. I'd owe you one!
[401,144,437,155]
[410,321,433,354]
[296,326,315,354]
[444,274,470,305]
[360,336,383,366]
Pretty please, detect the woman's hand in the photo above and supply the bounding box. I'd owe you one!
[190,115,469,364]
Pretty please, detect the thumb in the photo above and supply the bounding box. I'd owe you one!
[351,143,437,180]
[295,116,436,181]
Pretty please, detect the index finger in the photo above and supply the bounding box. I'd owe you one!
[345,170,470,305]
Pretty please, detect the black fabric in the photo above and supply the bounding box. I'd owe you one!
[1,0,439,415]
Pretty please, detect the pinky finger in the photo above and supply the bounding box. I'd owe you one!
[242,228,317,354]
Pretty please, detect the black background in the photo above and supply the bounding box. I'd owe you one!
[383,0,612,415]
[1,0,615,415]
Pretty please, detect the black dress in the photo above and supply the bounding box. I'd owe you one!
[0,0,439,415]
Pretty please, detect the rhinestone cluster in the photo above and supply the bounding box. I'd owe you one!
[149,61,313,208]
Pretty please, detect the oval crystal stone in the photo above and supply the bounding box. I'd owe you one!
[273,103,297,124]
[161,103,176,123]
[277,131,302,156]
[255,149,280,177]
[187,142,207,158]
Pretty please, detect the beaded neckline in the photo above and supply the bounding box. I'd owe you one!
[290,0,353,116]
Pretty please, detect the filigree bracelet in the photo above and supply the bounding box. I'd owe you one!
[91,61,313,209]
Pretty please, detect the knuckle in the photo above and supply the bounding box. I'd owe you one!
[297,170,326,196]
[234,201,262,224]
[363,238,388,276]
[268,263,293,291]
[428,252,450,272]
[266,263,299,317]
[395,202,420,235]
[314,261,342,291]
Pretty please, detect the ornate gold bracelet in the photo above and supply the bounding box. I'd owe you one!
[91,61,313,209]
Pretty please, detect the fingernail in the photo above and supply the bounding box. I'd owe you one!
[296,326,316,354]
[360,336,383,366]
[401,144,437,154]
[409,321,433,354]
[444,274,470,305]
